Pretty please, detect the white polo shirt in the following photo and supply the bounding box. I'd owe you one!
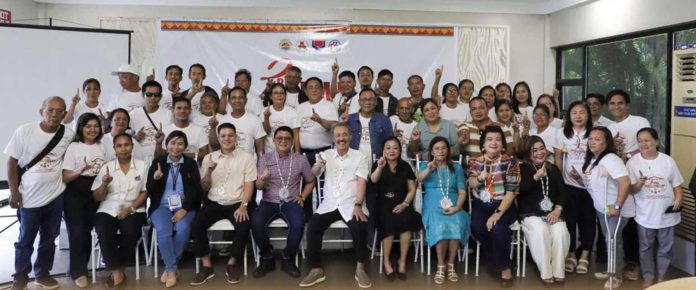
[91,158,148,217]
[4,123,75,208]
[315,148,369,221]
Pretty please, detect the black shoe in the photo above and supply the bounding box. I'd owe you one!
[34,275,60,290]
[226,264,242,284]
[385,270,396,282]
[281,259,302,278]
[397,272,407,281]
[190,267,215,286]
[11,279,28,290]
[253,258,276,278]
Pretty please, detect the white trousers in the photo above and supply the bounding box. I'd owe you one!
[521,216,570,280]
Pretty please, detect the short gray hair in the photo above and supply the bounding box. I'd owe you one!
[41,96,66,111]
[330,122,351,137]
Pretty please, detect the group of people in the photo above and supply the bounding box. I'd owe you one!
[4,60,683,290]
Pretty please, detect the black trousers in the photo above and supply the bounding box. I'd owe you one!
[565,185,596,256]
[622,218,640,264]
[190,202,251,262]
[94,212,147,270]
[63,176,98,279]
[306,209,368,268]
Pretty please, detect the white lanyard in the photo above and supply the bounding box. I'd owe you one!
[274,152,294,199]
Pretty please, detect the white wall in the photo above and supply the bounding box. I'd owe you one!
[0,0,40,24]
[37,4,554,95]
[550,0,696,47]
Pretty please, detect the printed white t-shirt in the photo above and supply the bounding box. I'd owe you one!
[627,153,684,228]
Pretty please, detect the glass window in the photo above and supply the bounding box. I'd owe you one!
[587,34,668,147]
[675,28,696,50]
[561,85,583,109]
[561,48,583,79]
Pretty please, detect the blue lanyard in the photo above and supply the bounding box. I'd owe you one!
[169,163,181,191]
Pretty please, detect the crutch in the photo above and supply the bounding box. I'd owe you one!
[601,165,622,290]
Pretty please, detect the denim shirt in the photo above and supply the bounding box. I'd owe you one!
[347,111,394,157]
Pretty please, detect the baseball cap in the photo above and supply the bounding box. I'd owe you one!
[112,64,140,77]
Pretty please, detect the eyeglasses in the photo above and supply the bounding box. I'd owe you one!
[144,92,162,98]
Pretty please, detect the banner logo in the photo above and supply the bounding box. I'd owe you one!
[279,39,292,50]
[0,9,11,24]
[311,40,326,50]
[297,40,307,50]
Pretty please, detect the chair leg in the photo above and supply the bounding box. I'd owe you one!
[522,236,527,277]
[516,230,521,277]
[370,231,377,260]
[91,233,97,283]
[379,241,383,274]
[420,231,424,273]
[195,258,200,274]
[427,244,431,276]
[136,239,140,281]
[475,242,480,277]
[153,231,158,278]
[464,243,469,275]
[243,245,248,276]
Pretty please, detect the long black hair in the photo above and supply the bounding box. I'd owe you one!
[563,101,592,139]
[73,112,103,143]
[582,126,616,172]
[511,81,533,114]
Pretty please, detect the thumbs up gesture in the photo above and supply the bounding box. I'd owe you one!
[310,108,321,122]
[72,88,81,105]
[153,162,164,180]
[103,166,113,184]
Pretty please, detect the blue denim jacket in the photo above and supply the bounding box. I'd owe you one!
[347,112,394,157]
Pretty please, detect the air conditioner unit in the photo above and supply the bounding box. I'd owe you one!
[671,48,696,184]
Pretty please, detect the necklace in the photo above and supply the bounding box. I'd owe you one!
[274,152,294,199]
[437,164,453,209]
[534,163,553,211]
[480,155,500,203]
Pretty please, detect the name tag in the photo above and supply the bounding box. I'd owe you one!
[168,194,182,211]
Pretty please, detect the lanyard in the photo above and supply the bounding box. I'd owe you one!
[170,163,181,191]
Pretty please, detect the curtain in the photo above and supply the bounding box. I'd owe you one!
[100,17,157,76]
[457,26,509,88]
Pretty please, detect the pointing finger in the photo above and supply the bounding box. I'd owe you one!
[157,162,161,171]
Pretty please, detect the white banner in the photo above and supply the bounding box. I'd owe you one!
[157,20,456,99]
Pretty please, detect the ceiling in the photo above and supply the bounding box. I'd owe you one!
[33,0,596,14]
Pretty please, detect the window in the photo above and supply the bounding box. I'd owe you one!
[561,48,583,79]
[557,47,585,111]
[675,28,696,49]
[587,34,668,148]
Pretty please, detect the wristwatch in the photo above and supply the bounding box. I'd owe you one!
[354,202,363,207]
[613,204,622,210]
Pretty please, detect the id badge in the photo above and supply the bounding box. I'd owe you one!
[480,190,492,203]
[279,187,289,199]
[168,194,182,211]
[440,196,453,210]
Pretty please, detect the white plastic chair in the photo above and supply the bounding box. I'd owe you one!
[90,225,151,283]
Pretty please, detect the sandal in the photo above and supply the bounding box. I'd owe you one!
[565,256,577,273]
[576,258,589,274]
[542,278,555,285]
[434,265,445,284]
[447,264,458,282]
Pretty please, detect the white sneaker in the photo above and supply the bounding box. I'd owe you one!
[75,276,89,288]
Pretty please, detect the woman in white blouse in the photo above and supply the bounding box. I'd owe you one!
[262,83,301,152]
[91,133,148,288]
[626,128,683,289]
[61,113,106,287]
[581,126,632,289]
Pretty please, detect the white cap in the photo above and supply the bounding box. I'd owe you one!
[112,64,139,77]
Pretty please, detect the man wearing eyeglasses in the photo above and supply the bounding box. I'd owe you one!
[107,64,145,113]
[252,126,316,278]
[130,80,173,163]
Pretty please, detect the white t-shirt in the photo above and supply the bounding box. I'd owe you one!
[129,107,173,162]
[390,116,417,160]
[488,108,497,122]
[332,92,360,115]
[379,96,390,115]
[583,153,635,217]
[298,99,339,149]
[550,118,563,129]
[440,103,470,127]
[594,115,615,127]
[263,105,300,153]
[227,95,265,117]
[62,142,107,177]
[162,123,208,156]
[627,153,684,228]
[286,92,300,109]
[101,132,146,163]
[217,112,266,155]
[191,113,214,139]
[91,159,148,217]
[529,126,561,164]
[107,90,145,113]
[608,115,651,154]
[4,123,75,208]
[358,114,372,165]
[517,106,536,130]
[560,128,588,188]
[69,101,107,129]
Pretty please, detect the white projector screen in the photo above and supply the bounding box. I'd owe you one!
[0,24,130,181]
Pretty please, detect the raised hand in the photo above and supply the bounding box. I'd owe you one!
[331,58,339,74]
[134,127,146,142]
[535,162,547,179]
[72,88,81,104]
[98,108,107,122]
[435,65,443,78]
[259,169,271,181]
[221,78,231,97]
[569,165,583,183]
[427,161,437,171]
[153,162,164,180]
[146,68,155,82]
[411,127,421,141]
[457,127,469,145]
[155,123,164,143]
[79,156,92,173]
[264,107,271,119]
[103,166,113,184]
[208,113,219,128]
[376,156,386,168]
[193,79,204,94]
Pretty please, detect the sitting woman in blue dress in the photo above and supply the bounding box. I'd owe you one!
[416,136,470,284]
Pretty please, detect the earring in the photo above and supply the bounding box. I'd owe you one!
[481,148,486,152]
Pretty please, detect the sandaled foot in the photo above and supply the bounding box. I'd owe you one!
[576,259,589,274]
[434,265,445,284]
[447,264,458,282]
[565,256,577,273]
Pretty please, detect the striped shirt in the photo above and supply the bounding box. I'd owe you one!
[468,154,520,201]
[458,121,514,159]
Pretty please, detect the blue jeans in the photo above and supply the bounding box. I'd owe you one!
[14,194,64,281]
[151,206,196,272]
[251,201,305,259]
